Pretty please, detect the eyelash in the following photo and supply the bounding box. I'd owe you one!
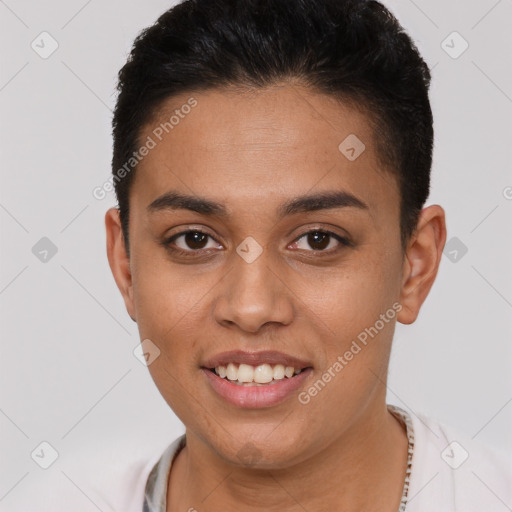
[162,228,352,258]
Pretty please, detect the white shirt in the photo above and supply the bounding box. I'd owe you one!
[10,405,512,511]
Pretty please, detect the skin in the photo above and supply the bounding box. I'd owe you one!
[105,83,446,511]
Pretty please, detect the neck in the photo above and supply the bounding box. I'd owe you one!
[167,403,409,512]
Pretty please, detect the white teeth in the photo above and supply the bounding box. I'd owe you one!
[273,364,285,380]
[284,366,294,378]
[253,363,273,383]
[237,364,254,383]
[214,363,303,384]
[226,363,238,381]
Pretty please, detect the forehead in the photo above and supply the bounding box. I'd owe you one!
[132,85,399,220]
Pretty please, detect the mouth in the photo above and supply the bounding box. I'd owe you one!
[201,350,313,408]
[205,363,305,386]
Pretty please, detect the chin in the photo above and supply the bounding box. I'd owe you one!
[205,429,309,470]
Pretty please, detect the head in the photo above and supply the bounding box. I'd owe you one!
[106,0,446,467]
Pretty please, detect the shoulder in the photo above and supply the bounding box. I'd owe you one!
[405,409,512,512]
[7,436,184,512]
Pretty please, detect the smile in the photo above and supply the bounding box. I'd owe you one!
[201,350,313,408]
[211,363,302,386]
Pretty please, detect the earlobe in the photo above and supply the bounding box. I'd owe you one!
[397,205,447,325]
[105,208,136,322]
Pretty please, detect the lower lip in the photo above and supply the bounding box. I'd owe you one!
[202,367,313,409]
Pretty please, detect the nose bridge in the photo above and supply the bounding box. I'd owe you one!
[214,238,293,332]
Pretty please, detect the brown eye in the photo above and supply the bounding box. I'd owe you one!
[182,231,208,250]
[291,230,351,253]
[165,230,222,254]
[306,231,330,250]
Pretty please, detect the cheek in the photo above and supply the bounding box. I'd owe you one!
[131,246,202,333]
[298,249,401,339]
[295,250,400,415]
[297,272,400,426]
[130,255,209,418]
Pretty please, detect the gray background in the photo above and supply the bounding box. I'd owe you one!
[1,0,511,508]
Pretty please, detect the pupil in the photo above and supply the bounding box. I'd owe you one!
[183,232,330,251]
[186,232,207,249]
[308,232,329,250]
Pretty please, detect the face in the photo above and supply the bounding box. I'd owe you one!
[106,84,445,469]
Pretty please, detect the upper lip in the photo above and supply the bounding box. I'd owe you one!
[202,350,312,369]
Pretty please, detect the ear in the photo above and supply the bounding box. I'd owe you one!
[105,207,136,322]
[397,205,447,325]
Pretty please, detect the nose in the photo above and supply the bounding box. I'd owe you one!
[213,247,294,333]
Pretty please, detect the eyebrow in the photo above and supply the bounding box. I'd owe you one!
[147,189,369,218]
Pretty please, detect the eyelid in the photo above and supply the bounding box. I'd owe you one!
[164,227,222,249]
[289,228,352,250]
[163,225,352,256]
